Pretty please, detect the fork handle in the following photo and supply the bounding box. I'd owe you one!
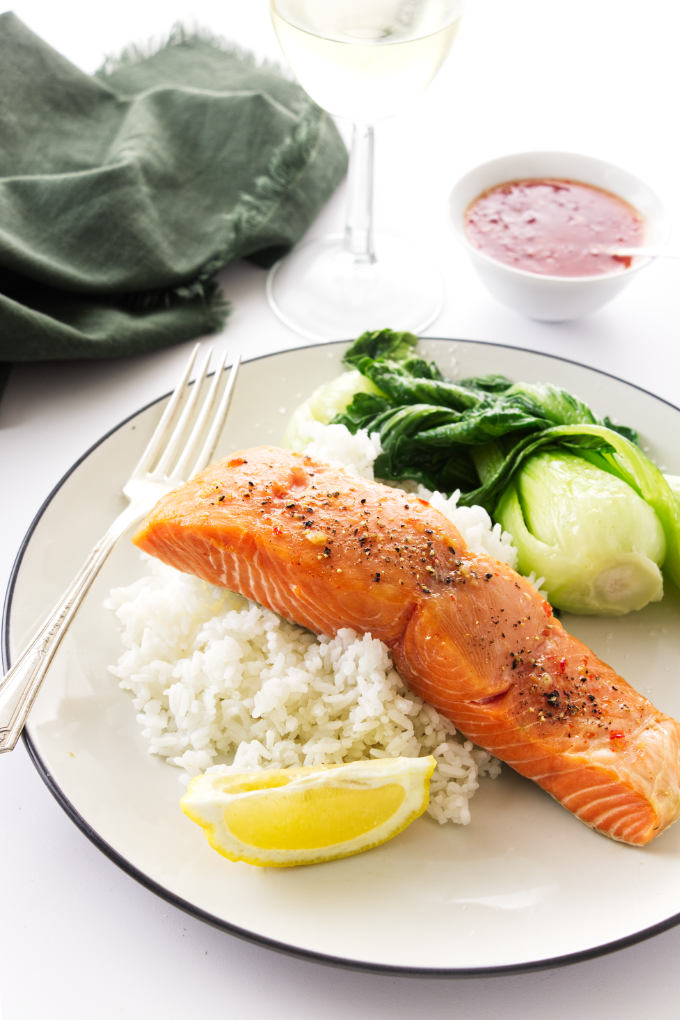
[0,504,140,753]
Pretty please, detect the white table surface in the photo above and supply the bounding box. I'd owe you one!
[2,1,680,1016]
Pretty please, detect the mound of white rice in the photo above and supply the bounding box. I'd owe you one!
[107,424,518,826]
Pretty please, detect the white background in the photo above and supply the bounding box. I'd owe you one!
[2,1,680,1017]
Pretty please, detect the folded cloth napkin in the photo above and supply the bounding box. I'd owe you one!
[0,13,348,363]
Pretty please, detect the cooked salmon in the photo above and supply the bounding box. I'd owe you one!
[133,446,680,845]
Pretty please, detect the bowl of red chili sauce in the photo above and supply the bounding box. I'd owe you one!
[450,151,667,320]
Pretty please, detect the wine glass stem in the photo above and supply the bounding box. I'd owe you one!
[344,123,376,265]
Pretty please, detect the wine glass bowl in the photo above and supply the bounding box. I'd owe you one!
[267,0,465,339]
[270,0,462,123]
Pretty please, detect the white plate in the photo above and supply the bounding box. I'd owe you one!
[4,338,680,974]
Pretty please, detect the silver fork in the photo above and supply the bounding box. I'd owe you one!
[0,344,240,753]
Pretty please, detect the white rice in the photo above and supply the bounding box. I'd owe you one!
[106,424,518,825]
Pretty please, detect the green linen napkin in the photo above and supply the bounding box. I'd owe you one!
[0,13,348,364]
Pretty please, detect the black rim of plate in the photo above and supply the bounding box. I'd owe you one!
[3,336,680,977]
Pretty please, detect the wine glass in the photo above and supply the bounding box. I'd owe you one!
[267,0,465,340]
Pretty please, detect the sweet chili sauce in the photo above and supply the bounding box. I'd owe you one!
[464,178,645,277]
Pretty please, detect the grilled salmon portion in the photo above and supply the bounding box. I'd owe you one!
[133,446,680,845]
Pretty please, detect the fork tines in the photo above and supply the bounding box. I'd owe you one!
[135,344,241,484]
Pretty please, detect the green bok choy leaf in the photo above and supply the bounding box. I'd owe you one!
[329,329,680,615]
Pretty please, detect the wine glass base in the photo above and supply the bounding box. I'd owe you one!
[266,234,444,341]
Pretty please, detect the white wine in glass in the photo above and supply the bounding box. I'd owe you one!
[268,0,464,340]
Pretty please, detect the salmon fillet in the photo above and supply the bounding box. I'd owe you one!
[133,446,680,845]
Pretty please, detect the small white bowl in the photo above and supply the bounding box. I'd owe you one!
[450,150,667,321]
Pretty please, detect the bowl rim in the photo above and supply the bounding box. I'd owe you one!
[449,149,668,285]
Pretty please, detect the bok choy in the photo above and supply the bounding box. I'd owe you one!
[495,452,666,614]
[328,328,680,616]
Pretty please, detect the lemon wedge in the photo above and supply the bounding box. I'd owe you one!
[180,756,436,867]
